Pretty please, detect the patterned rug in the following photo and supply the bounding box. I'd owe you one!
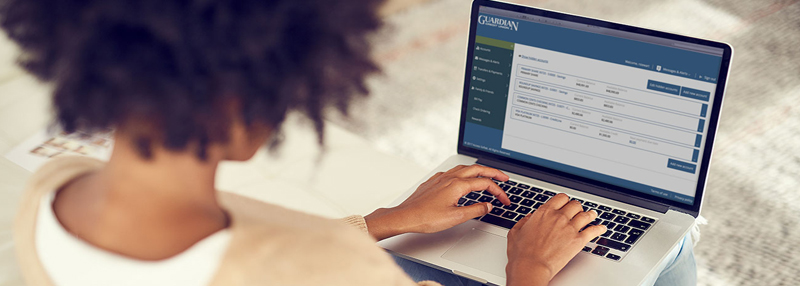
[332,0,800,285]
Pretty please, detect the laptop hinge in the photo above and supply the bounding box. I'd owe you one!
[476,157,670,214]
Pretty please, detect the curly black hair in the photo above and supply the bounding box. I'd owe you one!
[0,0,382,159]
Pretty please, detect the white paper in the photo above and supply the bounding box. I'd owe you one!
[4,129,113,172]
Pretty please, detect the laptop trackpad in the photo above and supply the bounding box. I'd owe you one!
[441,228,508,278]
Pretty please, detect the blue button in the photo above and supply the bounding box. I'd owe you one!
[680,87,710,102]
[692,149,699,162]
[697,119,705,132]
[667,159,697,174]
[700,104,708,117]
[647,80,681,95]
[695,134,702,147]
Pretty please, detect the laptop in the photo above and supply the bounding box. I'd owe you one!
[378,0,733,285]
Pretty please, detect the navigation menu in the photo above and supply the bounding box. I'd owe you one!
[466,36,514,130]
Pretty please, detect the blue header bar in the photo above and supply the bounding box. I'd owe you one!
[476,13,723,84]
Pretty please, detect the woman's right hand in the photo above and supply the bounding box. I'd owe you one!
[505,193,607,286]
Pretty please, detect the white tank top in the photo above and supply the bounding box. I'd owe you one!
[35,192,231,286]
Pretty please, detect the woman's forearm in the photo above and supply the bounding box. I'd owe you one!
[364,207,413,241]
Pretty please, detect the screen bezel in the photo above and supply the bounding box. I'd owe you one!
[457,0,733,215]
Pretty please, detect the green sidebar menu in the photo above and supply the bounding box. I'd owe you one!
[466,36,514,130]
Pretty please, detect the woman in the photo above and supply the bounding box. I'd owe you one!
[1,0,694,285]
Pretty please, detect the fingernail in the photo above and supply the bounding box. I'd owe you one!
[486,203,492,213]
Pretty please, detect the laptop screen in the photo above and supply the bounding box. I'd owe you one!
[461,4,728,207]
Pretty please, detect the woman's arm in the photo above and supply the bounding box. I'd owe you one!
[505,193,606,285]
[361,165,606,286]
[363,164,510,241]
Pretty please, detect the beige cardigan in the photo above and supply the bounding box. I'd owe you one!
[14,156,441,286]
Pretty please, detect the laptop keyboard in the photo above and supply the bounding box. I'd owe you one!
[457,179,658,262]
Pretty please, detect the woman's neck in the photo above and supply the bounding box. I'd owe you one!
[103,135,221,210]
[52,133,230,261]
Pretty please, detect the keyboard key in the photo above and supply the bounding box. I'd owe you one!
[490,208,505,216]
[505,181,518,186]
[482,190,492,196]
[581,206,590,212]
[600,212,616,220]
[521,199,535,207]
[626,213,641,219]
[503,203,518,211]
[614,225,631,233]
[491,199,504,207]
[596,238,631,252]
[590,218,601,226]
[571,198,584,204]
[584,201,598,208]
[612,209,626,215]
[531,187,543,193]
[610,232,628,242]
[480,215,516,229]
[533,202,544,208]
[598,205,612,211]
[592,246,610,256]
[601,221,617,230]
[534,194,550,202]
[465,200,477,206]
[517,206,532,214]
[499,184,511,192]
[625,234,642,244]
[478,196,494,203]
[518,183,531,189]
[601,230,612,237]
[628,229,644,236]
[509,187,523,195]
[640,216,656,223]
[613,216,630,224]
[606,253,621,261]
[521,191,535,198]
[592,209,602,216]
[543,191,557,196]
[458,198,466,205]
[502,211,518,219]
[582,246,592,252]
[509,196,522,203]
[627,220,652,230]
[591,237,598,243]
[466,192,480,200]
[515,214,526,221]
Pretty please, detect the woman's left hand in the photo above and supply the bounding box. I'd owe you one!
[364,164,510,241]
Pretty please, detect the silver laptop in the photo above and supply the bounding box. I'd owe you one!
[379,0,733,285]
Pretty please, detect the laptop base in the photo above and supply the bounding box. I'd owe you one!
[379,154,695,286]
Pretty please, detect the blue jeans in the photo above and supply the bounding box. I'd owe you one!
[392,234,696,286]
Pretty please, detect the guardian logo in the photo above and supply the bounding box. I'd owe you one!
[478,15,519,31]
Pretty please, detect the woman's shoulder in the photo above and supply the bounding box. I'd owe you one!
[213,192,417,285]
[217,191,375,250]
